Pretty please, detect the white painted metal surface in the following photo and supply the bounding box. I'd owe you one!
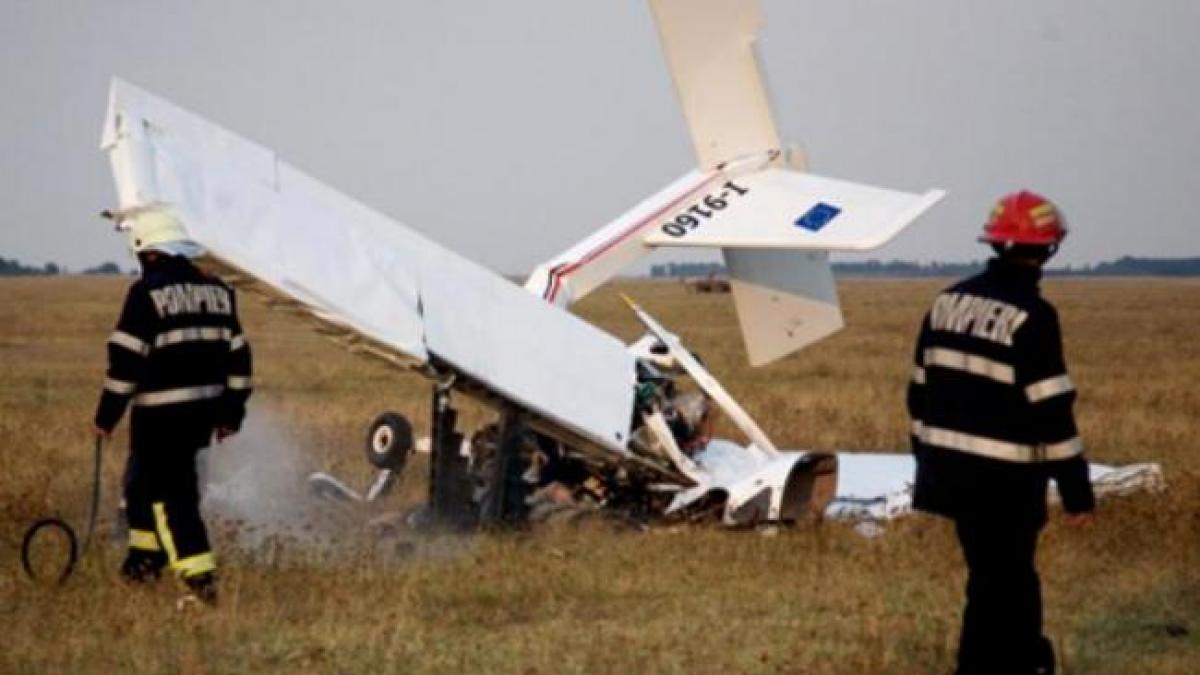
[725,249,844,367]
[417,240,637,448]
[648,0,780,170]
[521,0,945,368]
[647,0,850,371]
[524,169,715,306]
[104,80,429,362]
[824,453,1166,522]
[642,411,706,484]
[669,441,1165,525]
[102,79,636,451]
[644,169,946,250]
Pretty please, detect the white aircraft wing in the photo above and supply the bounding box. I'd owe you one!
[103,79,430,362]
[102,79,636,451]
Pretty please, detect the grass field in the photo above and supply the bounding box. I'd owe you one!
[1,275,1197,674]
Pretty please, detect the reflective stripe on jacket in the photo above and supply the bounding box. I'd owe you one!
[94,256,253,443]
[907,258,1094,520]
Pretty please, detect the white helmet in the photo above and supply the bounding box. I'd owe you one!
[119,207,202,257]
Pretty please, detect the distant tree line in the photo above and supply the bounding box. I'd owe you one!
[1081,256,1200,277]
[0,257,60,276]
[650,257,1200,279]
[0,256,129,277]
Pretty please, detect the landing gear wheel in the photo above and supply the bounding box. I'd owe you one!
[365,412,414,471]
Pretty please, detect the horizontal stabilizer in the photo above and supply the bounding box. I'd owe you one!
[644,168,945,250]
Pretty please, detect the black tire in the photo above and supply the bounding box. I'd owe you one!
[22,517,78,585]
[365,412,414,471]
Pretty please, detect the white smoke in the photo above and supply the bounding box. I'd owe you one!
[198,409,365,560]
[197,407,476,565]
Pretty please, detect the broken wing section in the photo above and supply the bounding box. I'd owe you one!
[103,79,428,362]
[624,296,778,456]
[101,78,637,451]
[419,242,638,449]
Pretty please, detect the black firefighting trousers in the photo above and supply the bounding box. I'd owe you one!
[954,514,1055,675]
[122,439,215,581]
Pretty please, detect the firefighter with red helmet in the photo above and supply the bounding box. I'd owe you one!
[908,191,1095,674]
[93,209,252,607]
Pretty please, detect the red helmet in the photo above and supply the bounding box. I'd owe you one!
[980,191,1067,246]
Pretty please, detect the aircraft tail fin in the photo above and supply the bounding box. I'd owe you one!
[524,158,943,364]
[525,0,945,365]
[725,249,843,367]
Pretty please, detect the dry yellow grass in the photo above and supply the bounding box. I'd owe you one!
[1,275,1197,674]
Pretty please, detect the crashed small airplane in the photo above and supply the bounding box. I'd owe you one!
[100,0,1161,529]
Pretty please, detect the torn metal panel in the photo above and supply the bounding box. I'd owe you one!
[625,297,778,456]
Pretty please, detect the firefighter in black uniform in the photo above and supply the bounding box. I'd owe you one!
[907,191,1095,675]
[93,209,252,606]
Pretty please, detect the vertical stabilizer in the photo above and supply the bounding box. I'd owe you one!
[648,0,780,167]
[524,2,942,366]
[650,0,843,365]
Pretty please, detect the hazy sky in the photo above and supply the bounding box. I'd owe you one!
[2,1,1198,273]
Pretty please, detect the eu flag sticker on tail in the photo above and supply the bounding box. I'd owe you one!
[795,203,841,232]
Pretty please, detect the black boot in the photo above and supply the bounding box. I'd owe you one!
[178,572,218,608]
[1033,636,1056,675]
[119,550,166,584]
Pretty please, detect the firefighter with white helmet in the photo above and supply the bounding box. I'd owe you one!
[93,208,252,607]
[907,191,1095,674]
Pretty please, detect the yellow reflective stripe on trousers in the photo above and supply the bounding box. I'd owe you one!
[919,424,1083,462]
[229,334,246,351]
[152,502,216,578]
[176,552,216,577]
[133,384,224,407]
[129,528,160,552]
[911,366,926,385]
[152,502,179,565]
[1026,374,1074,403]
[924,347,1015,384]
[154,326,232,348]
[109,330,150,356]
[104,377,138,395]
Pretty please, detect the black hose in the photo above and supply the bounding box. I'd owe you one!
[21,436,104,584]
[79,435,103,556]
